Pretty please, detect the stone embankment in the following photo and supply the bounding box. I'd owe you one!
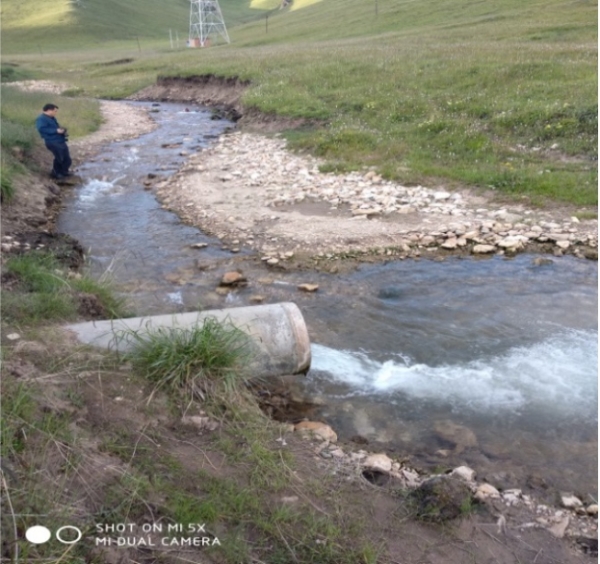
[156,131,598,261]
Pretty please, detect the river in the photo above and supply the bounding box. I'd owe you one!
[58,101,598,498]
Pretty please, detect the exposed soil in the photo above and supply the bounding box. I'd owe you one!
[132,74,313,133]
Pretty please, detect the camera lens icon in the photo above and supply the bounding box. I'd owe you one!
[25,525,82,545]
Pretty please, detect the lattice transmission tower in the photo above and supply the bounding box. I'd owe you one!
[189,0,230,47]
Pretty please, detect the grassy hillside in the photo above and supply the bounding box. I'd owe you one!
[3,0,595,52]
[1,0,271,53]
[2,0,597,206]
[232,0,597,46]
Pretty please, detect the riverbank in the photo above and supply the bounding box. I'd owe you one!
[1,88,597,563]
[157,129,598,263]
[1,80,156,237]
[132,79,598,265]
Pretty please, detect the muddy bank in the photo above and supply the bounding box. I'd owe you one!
[130,74,319,133]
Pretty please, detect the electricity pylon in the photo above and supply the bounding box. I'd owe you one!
[189,0,230,47]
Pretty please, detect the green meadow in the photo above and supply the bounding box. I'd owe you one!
[1,0,597,206]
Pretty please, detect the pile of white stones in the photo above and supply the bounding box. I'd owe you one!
[197,132,597,257]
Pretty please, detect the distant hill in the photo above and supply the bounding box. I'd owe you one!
[231,0,597,47]
[1,0,270,53]
[1,0,597,53]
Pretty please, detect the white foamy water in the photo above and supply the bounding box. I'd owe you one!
[78,176,126,204]
[125,147,140,163]
[311,330,598,418]
[167,291,183,305]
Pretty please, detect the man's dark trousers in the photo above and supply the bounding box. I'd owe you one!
[45,141,72,177]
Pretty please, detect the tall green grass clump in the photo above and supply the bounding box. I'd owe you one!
[1,251,127,324]
[1,155,20,202]
[0,63,34,82]
[123,319,251,399]
[2,253,76,323]
[5,253,69,293]
[0,380,36,458]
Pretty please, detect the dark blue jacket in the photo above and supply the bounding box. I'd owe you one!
[36,113,66,144]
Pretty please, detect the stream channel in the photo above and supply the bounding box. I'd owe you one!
[58,101,598,498]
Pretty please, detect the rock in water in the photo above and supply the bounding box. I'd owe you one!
[433,420,478,454]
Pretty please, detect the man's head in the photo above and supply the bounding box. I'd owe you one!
[42,103,59,115]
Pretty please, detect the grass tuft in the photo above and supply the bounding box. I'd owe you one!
[1,251,128,324]
[0,63,34,82]
[5,252,69,293]
[1,167,17,203]
[123,318,251,399]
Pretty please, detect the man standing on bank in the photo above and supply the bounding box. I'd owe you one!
[35,103,72,180]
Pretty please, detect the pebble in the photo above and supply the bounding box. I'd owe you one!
[561,494,584,509]
[475,483,501,500]
[362,453,393,473]
[298,283,319,292]
[295,420,337,443]
[451,465,476,482]
[220,271,246,286]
